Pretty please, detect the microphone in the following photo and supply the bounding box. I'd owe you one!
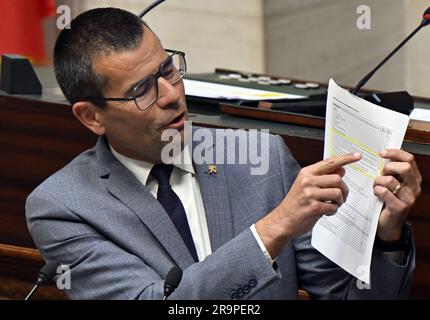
[352,6,430,95]
[253,7,430,117]
[139,0,166,18]
[163,266,183,300]
[422,7,430,26]
[24,261,60,300]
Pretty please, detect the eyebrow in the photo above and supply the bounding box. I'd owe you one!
[123,54,172,97]
[124,79,144,98]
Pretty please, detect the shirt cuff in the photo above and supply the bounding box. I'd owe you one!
[250,224,276,266]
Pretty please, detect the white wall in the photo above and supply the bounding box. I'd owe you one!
[264,0,406,92]
[75,0,265,74]
[53,0,430,97]
[405,0,430,97]
[264,0,430,97]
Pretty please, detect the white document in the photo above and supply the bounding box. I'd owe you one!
[311,79,409,284]
[184,79,305,101]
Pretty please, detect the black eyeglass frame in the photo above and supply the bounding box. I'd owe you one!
[88,49,186,111]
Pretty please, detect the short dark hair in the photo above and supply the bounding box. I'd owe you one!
[54,7,146,106]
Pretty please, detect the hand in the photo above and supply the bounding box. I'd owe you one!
[374,149,422,241]
[256,152,361,258]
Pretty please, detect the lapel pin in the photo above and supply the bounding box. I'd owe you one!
[207,164,217,175]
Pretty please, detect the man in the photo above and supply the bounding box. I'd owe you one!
[26,7,421,299]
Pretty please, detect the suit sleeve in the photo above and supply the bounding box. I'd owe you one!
[293,231,415,299]
[26,193,166,299]
[26,188,282,300]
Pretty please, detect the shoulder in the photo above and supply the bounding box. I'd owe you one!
[25,145,100,212]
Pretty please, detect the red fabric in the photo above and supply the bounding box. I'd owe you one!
[0,0,56,64]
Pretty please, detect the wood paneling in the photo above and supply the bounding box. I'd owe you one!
[0,95,97,247]
[0,94,92,300]
[0,244,66,300]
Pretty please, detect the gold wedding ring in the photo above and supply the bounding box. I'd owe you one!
[392,184,402,195]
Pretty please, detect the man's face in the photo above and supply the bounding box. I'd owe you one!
[93,26,188,163]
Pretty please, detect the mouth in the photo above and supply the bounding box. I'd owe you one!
[163,111,187,130]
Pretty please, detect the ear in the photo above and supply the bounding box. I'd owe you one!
[72,101,106,136]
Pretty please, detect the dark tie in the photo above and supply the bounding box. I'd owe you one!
[150,163,198,262]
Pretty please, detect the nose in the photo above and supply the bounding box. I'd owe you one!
[156,77,182,108]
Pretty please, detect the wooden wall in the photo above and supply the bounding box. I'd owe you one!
[0,95,96,299]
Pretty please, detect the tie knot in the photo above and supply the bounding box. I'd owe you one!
[151,164,174,186]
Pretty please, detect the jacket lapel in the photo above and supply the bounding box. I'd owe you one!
[95,130,235,265]
[193,156,234,252]
[95,137,195,269]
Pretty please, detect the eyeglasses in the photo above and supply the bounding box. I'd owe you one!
[89,49,187,111]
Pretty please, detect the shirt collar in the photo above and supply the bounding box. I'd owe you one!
[173,144,195,175]
[110,144,195,186]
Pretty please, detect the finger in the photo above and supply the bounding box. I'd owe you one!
[380,149,414,163]
[380,149,421,182]
[314,201,339,216]
[375,184,416,204]
[373,186,411,213]
[321,202,339,216]
[381,162,414,182]
[314,175,349,201]
[311,153,362,175]
[333,167,346,177]
[316,188,345,206]
[374,175,401,193]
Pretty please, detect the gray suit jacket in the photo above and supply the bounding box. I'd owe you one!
[26,129,414,299]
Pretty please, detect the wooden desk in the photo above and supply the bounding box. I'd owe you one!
[1,76,429,299]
